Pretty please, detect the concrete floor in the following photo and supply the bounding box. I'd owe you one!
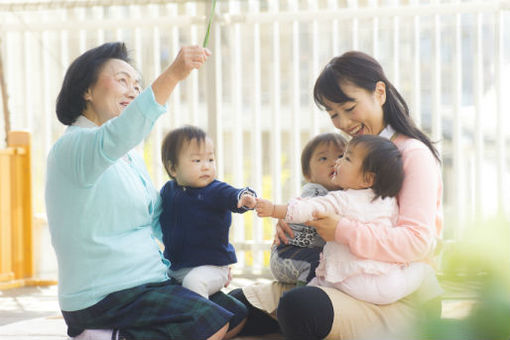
[0,281,476,340]
[0,223,477,339]
[0,279,286,340]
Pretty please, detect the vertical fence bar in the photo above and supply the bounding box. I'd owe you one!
[370,0,378,58]
[214,19,225,178]
[212,6,224,180]
[412,0,421,127]
[328,0,339,55]
[474,12,483,222]
[78,8,87,53]
[0,148,14,282]
[229,0,245,267]
[23,32,33,132]
[290,0,301,197]
[60,10,69,79]
[130,5,142,89]
[94,6,105,44]
[453,2,463,237]
[270,1,282,205]
[249,0,263,273]
[4,32,16,133]
[495,9,506,217]
[205,0,217,172]
[114,6,123,42]
[432,0,442,155]
[392,0,400,88]
[309,0,320,136]
[41,26,52,157]
[186,2,199,126]
[350,0,359,50]
[151,4,163,189]
[170,3,182,130]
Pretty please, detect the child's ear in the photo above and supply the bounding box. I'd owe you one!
[303,173,312,182]
[168,163,177,178]
[363,171,375,188]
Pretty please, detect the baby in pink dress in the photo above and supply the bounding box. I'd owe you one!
[256,135,432,304]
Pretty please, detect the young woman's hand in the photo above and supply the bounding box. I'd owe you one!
[306,210,340,242]
[168,45,211,82]
[273,219,294,246]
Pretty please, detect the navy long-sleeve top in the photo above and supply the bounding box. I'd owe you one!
[160,179,255,271]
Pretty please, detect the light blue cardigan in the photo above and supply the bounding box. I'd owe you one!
[45,87,170,311]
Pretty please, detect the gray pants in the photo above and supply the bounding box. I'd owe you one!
[270,244,323,284]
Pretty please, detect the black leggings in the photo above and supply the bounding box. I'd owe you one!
[229,286,334,340]
[230,286,443,340]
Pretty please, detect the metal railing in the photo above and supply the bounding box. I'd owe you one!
[1,0,509,276]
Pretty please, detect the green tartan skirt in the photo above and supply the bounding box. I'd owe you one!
[62,280,247,340]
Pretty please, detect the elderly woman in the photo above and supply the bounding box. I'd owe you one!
[230,51,444,339]
[46,42,246,340]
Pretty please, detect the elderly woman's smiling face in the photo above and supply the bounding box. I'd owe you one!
[82,58,142,126]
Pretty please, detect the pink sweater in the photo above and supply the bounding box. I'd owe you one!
[335,134,443,264]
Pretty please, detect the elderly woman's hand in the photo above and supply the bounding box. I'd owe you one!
[306,210,340,242]
[168,45,211,81]
[273,219,294,246]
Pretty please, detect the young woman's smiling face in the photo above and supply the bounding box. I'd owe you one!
[323,81,386,137]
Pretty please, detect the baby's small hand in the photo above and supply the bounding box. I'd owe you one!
[238,194,257,209]
[255,198,274,217]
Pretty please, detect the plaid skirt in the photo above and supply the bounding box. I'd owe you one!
[62,280,247,340]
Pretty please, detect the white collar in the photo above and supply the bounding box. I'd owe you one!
[378,125,396,140]
[72,115,98,129]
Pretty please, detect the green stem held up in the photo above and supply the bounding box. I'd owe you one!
[203,0,217,48]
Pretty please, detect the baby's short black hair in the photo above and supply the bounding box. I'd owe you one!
[301,132,347,179]
[161,125,207,179]
[349,135,404,199]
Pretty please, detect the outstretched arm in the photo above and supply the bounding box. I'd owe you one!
[237,193,257,209]
[255,198,287,219]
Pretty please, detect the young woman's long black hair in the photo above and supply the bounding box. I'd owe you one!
[313,51,440,162]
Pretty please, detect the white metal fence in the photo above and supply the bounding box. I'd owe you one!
[1,0,509,275]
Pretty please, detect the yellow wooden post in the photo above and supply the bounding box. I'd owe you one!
[0,147,14,282]
[8,131,34,279]
[0,131,56,289]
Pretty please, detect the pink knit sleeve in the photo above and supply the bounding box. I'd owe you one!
[335,138,442,263]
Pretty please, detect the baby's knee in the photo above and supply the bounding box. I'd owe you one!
[182,272,209,298]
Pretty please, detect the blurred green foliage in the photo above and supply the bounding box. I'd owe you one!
[417,215,510,340]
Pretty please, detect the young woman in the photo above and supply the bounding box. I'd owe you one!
[230,51,443,340]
